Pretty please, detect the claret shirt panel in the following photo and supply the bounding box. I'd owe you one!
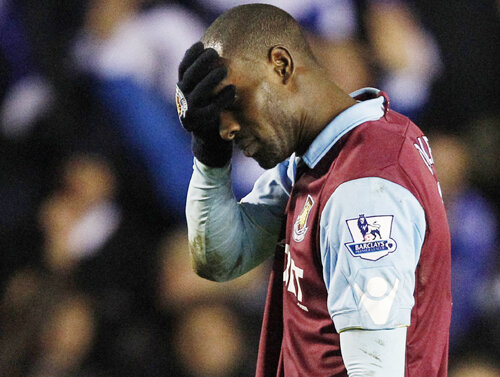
[256,88,451,377]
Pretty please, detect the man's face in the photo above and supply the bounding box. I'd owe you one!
[218,57,296,169]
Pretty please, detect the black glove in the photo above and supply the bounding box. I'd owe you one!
[176,41,236,167]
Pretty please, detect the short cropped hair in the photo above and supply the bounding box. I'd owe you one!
[202,3,316,62]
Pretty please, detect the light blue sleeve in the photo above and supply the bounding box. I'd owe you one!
[319,177,426,332]
[340,327,407,377]
[186,157,295,281]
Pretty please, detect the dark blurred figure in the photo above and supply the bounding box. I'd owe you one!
[173,303,248,377]
[464,115,500,212]
[450,356,500,377]
[37,153,167,377]
[0,0,168,294]
[0,269,96,377]
[414,0,500,133]
[431,133,499,363]
[73,0,205,216]
[363,0,442,120]
[0,154,168,377]
[157,229,269,376]
[309,37,374,94]
[413,0,500,213]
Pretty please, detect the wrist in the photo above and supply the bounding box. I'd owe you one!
[194,157,231,175]
[191,134,232,168]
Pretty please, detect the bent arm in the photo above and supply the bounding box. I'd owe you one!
[186,158,290,281]
[320,177,427,375]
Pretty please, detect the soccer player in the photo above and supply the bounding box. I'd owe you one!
[176,4,451,377]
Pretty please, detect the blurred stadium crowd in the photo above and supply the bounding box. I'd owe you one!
[0,0,499,376]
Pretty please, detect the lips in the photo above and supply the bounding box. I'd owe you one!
[237,139,257,157]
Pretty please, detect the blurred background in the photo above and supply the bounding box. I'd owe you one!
[0,0,499,376]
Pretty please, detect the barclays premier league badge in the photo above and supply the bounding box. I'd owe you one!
[175,85,188,119]
[344,214,397,261]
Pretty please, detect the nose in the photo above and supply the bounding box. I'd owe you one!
[219,112,240,141]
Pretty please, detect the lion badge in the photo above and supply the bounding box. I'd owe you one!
[345,214,397,261]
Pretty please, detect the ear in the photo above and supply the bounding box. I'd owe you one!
[269,46,294,84]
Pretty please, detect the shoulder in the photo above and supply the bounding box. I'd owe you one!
[329,110,419,182]
[317,110,436,209]
[344,111,412,168]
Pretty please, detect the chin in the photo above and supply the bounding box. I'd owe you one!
[254,153,286,170]
[256,160,277,170]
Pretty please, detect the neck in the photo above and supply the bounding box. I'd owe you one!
[295,72,357,156]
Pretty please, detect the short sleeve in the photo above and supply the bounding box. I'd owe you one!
[319,177,426,332]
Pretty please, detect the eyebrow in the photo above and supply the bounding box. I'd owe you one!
[227,91,241,111]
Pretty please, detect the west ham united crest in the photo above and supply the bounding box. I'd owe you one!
[175,85,188,119]
[293,195,314,242]
[345,214,397,261]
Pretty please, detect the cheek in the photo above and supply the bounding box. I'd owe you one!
[261,96,292,147]
[255,82,276,117]
[244,83,295,160]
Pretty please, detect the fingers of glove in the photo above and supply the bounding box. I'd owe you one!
[182,86,235,133]
[195,85,236,122]
[181,48,220,93]
[190,66,228,106]
[178,42,204,81]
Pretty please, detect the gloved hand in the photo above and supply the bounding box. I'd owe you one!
[176,41,236,167]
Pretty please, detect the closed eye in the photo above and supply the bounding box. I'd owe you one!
[226,92,242,112]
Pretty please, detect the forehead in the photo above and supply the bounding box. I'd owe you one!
[223,58,246,85]
[225,55,267,90]
[204,40,224,56]
[204,40,265,93]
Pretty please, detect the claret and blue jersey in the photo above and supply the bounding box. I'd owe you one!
[186,88,451,377]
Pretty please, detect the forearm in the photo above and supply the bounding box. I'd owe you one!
[186,158,286,281]
[340,328,407,377]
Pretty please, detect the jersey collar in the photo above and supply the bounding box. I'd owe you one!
[302,87,387,169]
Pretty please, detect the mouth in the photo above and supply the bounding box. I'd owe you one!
[243,147,255,158]
[237,139,258,158]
